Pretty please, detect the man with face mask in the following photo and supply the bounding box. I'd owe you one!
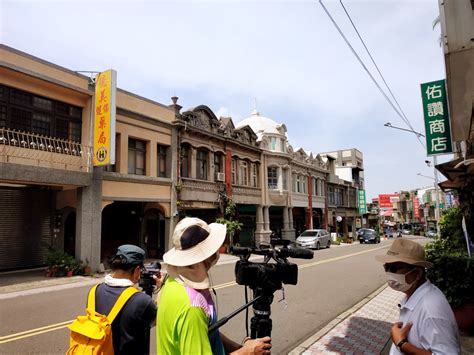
[376,239,460,354]
[157,217,272,354]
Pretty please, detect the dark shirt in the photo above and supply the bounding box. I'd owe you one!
[94,283,157,355]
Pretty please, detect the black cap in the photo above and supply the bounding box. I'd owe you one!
[116,244,145,265]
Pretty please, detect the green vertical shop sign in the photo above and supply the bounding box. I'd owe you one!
[358,190,367,214]
[420,79,452,155]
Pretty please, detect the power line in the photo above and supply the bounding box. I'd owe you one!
[338,0,425,148]
[318,0,425,147]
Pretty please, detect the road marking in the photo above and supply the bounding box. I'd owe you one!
[213,281,237,290]
[0,244,388,343]
[299,245,388,270]
[0,321,72,344]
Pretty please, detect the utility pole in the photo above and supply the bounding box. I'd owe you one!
[432,156,441,237]
[384,122,442,238]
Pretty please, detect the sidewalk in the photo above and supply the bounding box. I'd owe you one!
[289,285,402,355]
[289,285,474,355]
[0,253,247,298]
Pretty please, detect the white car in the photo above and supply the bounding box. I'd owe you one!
[296,229,331,250]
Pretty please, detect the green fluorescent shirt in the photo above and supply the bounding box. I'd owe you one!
[157,277,224,355]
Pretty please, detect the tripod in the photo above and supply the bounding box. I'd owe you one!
[208,284,278,339]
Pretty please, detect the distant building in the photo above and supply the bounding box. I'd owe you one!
[320,149,364,237]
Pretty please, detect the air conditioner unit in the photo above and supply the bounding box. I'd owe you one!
[216,172,225,182]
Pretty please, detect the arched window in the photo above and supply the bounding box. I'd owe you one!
[240,161,248,185]
[282,168,288,190]
[180,144,190,178]
[196,148,208,180]
[232,158,237,184]
[252,163,259,187]
[267,166,278,189]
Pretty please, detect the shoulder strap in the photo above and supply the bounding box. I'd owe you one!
[87,284,99,311]
[107,287,139,323]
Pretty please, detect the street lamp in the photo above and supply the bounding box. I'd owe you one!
[384,122,425,137]
[417,172,435,180]
[384,122,441,237]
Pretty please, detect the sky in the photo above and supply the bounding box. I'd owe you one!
[1,0,450,200]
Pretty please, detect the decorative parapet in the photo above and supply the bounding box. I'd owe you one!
[232,186,261,196]
[181,178,220,192]
[0,128,92,172]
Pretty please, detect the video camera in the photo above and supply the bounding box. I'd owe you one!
[232,239,313,292]
[209,239,313,338]
[139,261,161,296]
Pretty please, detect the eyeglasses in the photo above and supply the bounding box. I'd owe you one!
[383,264,413,273]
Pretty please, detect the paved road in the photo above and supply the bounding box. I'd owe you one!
[0,236,429,354]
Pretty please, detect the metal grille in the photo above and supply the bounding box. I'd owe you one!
[0,188,53,270]
[0,127,92,171]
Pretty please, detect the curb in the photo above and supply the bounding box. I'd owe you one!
[288,284,389,355]
[0,275,103,300]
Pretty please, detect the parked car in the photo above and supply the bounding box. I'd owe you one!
[357,228,370,237]
[426,230,438,238]
[358,229,380,244]
[296,229,331,250]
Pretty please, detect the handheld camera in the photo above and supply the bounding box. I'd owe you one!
[139,261,161,296]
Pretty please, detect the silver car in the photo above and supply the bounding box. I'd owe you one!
[296,229,331,250]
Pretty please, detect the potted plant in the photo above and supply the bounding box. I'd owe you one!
[45,247,66,277]
[83,259,92,274]
[425,207,474,335]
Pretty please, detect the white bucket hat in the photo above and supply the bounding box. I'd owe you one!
[164,217,226,267]
[164,217,226,289]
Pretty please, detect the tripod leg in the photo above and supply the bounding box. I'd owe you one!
[250,316,272,338]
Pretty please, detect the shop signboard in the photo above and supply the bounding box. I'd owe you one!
[420,79,453,156]
[378,194,400,208]
[93,69,117,166]
[358,189,367,214]
[414,198,420,219]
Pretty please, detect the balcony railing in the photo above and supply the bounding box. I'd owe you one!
[0,128,92,172]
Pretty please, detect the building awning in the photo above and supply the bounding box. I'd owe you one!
[436,157,474,191]
[383,209,393,217]
[439,179,464,190]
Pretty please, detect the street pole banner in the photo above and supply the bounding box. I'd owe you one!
[93,69,117,166]
[420,79,453,156]
[358,189,367,214]
[414,197,420,219]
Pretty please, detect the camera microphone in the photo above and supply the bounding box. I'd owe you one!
[287,247,314,259]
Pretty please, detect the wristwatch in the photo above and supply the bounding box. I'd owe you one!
[396,338,408,352]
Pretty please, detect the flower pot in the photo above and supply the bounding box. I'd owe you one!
[84,266,92,274]
[218,245,227,254]
[453,303,474,335]
[66,270,73,277]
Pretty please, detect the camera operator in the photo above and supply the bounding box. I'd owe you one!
[91,244,164,354]
[157,217,272,354]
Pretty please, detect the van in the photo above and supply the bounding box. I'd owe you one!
[295,229,331,250]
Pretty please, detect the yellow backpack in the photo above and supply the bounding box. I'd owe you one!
[67,284,138,355]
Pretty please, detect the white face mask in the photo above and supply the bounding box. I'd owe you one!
[386,268,418,292]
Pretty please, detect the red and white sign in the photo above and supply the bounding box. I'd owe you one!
[378,194,400,208]
[414,198,420,218]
